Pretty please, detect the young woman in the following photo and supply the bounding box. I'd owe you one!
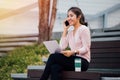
[40,7,91,80]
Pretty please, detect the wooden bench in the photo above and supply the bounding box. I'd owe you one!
[27,40,120,80]
[88,40,120,77]
[27,66,100,80]
[11,39,120,80]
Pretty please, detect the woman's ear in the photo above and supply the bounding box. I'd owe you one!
[78,15,81,20]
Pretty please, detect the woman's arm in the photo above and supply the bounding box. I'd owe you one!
[59,20,70,50]
[59,32,68,50]
[78,28,91,55]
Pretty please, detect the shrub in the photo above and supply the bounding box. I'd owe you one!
[0,43,49,80]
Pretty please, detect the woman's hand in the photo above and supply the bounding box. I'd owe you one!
[61,19,70,38]
[63,19,70,30]
[61,50,74,57]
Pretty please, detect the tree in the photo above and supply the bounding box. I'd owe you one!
[38,0,57,44]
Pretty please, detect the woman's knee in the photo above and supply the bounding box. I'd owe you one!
[47,54,60,63]
[49,53,63,60]
[48,54,56,59]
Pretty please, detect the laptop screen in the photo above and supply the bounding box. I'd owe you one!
[43,40,61,54]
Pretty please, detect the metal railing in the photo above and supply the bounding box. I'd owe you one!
[88,3,120,31]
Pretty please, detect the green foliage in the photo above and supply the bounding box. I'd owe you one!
[0,43,49,80]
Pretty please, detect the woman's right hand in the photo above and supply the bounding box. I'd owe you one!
[61,19,70,38]
[63,19,70,31]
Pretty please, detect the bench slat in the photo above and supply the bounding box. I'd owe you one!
[89,63,120,69]
[62,71,100,80]
[91,53,120,58]
[28,69,100,80]
[91,48,120,53]
[91,41,120,48]
[91,59,120,63]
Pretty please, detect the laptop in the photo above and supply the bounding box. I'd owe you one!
[43,40,61,54]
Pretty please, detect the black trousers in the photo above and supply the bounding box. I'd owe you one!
[40,53,89,80]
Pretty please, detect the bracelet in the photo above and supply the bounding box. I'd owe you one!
[74,50,77,55]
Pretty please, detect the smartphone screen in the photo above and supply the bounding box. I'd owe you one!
[65,21,69,26]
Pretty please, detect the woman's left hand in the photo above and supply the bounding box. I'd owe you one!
[61,50,74,57]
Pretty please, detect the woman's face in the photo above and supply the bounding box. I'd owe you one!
[67,10,80,26]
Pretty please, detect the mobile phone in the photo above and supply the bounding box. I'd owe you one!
[65,20,69,26]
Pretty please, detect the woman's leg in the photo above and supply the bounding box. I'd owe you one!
[81,57,89,71]
[40,53,89,80]
[40,53,75,80]
[51,64,62,80]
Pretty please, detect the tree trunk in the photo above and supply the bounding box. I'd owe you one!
[38,0,57,44]
[49,0,57,40]
[38,0,50,43]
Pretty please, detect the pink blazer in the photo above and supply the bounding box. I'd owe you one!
[60,25,91,62]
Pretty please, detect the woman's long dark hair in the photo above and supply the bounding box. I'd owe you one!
[68,7,88,26]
